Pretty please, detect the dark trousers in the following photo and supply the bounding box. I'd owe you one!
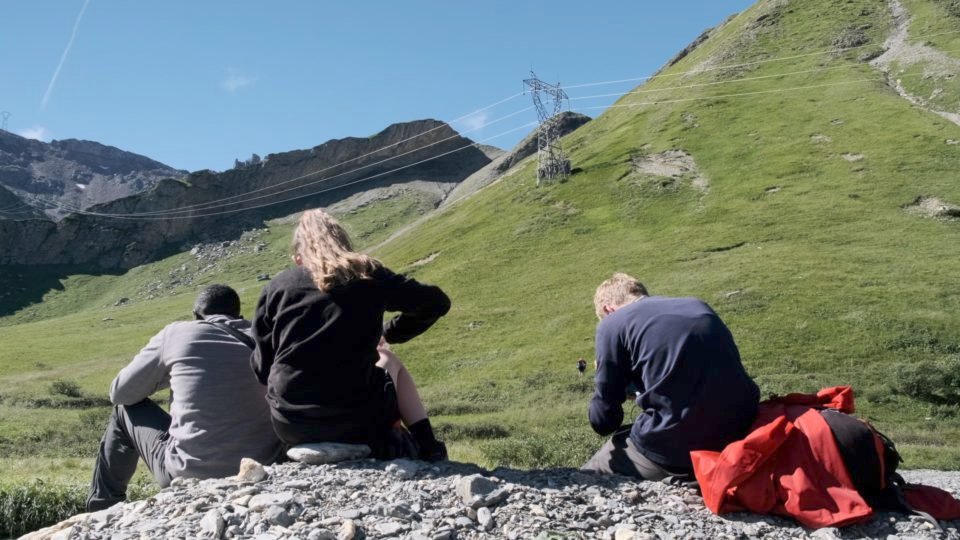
[581,427,685,481]
[87,400,175,512]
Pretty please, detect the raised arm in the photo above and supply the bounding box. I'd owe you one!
[380,267,451,344]
[109,326,171,406]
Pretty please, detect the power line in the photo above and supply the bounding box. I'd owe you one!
[564,29,960,90]
[0,111,10,132]
[569,45,960,102]
[20,27,960,221]
[28,122,538,221]
[571,78,885,113]
[45,105,534,219]
[20,68,942,222]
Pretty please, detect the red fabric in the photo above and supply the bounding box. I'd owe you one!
[903,485,960,520]
[691,386,874,528]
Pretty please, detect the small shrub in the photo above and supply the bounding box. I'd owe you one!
[479,427,601,469]
[894,356,960,406]
[435,421,510,441]
[49,380,82,399]
[0,479,156,537]
[947,0,960,18]
[0,481,85,538]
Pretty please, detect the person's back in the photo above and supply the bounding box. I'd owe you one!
[89,285,279,512]
[252,209,449,461]
[584,273,759,479]
[591,296,759,469]
[116,316,279,478]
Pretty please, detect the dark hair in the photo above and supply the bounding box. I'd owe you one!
[194,284,241,319]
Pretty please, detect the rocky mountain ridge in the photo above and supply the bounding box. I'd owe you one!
[20,459,960,540]
[0,131,185,220]
[0,120,491,269]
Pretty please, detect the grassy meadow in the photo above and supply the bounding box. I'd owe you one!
[2,0,960,534]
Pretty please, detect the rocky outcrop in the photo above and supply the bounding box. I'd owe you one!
[0,131,185,220]
[442,112,590,207]
[20,460,960,540]
[0,120,490,269]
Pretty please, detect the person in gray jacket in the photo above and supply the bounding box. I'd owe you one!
[86,284,280,512]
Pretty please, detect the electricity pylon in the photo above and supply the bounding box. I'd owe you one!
[523,71,571,185]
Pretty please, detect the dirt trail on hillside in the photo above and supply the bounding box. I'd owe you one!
[871,0,960,126]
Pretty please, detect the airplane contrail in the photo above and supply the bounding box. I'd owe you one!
[41,0,92,110]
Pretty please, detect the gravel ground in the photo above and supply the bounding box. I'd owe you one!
[20,461,960,540]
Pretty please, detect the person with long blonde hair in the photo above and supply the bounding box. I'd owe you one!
[251,209,449,460]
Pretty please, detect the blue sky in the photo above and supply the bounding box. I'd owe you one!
[0,1,753,172]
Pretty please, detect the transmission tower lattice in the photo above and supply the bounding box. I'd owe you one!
[0,112,10,132]
[523,71,571,185]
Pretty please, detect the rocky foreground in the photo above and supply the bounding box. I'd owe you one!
[21,460,960,540]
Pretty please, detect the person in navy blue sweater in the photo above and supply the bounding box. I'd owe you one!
[582,273,760,480]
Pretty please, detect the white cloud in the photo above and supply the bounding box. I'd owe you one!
[454,111,490,135]
[17,126,52,142]
[221,70,256,93]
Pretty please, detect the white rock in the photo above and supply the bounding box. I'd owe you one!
[287,443,371,464]
[337,519,358,540]
[236,458,269,483]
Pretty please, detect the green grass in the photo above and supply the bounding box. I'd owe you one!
[2,3,960,533]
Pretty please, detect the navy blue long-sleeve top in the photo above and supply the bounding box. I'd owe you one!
[589,296,759,470]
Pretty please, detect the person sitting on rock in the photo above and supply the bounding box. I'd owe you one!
[87,284,281,512]
[251,208,449,462]
[581,273,760,480]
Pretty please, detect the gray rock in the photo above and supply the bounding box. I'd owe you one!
[287,443,371,464]
[375,521,404,536]
[476,506,493,530]
[385,458,421,479]
[248,491,295,512]
[454,516,475,528]
[199,509,225,539]
[265,505,295,527]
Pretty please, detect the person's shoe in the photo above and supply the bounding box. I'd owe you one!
[419,440,448,462]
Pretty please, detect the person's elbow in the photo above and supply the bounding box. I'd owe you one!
[429,287,451,318]
[588,398,623,436]
[109,386,137,406]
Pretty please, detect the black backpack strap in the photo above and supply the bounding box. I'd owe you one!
[203,320,256,350]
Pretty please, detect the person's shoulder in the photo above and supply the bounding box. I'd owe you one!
[159,319,204,338]
[263,266,315,293]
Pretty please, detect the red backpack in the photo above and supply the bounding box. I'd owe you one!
[821,409,960,523]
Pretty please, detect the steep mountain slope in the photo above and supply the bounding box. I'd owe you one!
[0,120,490,268]
[0,131,185,220]
[370,0,960,466]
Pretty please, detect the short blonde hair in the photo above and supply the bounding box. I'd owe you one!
[293,209,381,292]
[594,273,648,319]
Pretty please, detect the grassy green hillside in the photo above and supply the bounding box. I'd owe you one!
[1,2,959,527]
[375,0,960,469]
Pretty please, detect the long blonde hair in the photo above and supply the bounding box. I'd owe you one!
[292,209,380,291]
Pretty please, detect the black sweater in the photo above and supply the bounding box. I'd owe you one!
[251,265,450,443]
